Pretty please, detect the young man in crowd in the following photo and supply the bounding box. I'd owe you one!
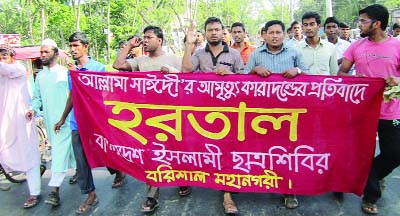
[182,17,244,215]
[338,4,400,214]
[230,22,256,65]
[113,25,184,213]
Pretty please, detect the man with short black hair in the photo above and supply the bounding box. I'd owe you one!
[339,22,356,43]
[338,4,400,214]
[182,17,244,215]
[299,12,338,75]
[55,32,109,214]
[230,22,256,65]
[392,23,400,38]
[324,17,351,65]
[285,21,305,48]
[113,25,183,213]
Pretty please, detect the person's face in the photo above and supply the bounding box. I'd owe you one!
[339,27,351,39]
[358,13,376,38]
[205,22,223,46]
[143,30,162,52]
[325,22,339,39]
[231,26,245,44]
[266,24,285,48]
[0,51,13,64]
[196,32,204,43]
[40,45,57,66]
[302,18,320,38]
[292,24,302,36]
[223,28,231,43]
[393,28,400,37]
[69,41,88,60]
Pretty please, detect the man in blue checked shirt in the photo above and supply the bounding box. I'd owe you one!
[244,20,309,77]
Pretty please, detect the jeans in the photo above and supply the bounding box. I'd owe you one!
[71,130,95,194]
[363,119,400,203]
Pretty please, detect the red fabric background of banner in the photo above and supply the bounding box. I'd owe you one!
[71,71,384,195]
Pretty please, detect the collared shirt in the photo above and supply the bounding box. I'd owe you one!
[284,36,305,48]
[68,57,105,130]
[298,38,338,75]
[127,53,181,72]
[244,44,309,74]
[325,38,351,59]
[192,42,244,73]
[230,41,256,65]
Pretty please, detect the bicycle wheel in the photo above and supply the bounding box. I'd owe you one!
[0,166,26,183]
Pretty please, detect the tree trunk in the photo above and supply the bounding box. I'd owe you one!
[106,0,111,63]
[41,8,45,41]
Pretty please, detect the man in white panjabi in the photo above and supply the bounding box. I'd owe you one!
[0,44,41,208]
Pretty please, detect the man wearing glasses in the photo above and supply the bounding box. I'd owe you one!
[338,4,400,214]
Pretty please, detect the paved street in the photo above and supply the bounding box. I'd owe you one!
[1,156,399,215]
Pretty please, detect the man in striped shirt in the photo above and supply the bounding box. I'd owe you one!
[244,20,308,209]
[244,20,308,77]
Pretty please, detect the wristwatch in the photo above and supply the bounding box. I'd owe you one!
[296,67,302,74]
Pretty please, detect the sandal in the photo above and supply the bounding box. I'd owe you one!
[223,198,238,214]
[111,173,126,188]
[141,198,159,213]
[69,171,78,184]
[362,200,378,214]
[76,198,99,214]
[283,194,298,209]
[178,186,192,197]
[23,195,41,209]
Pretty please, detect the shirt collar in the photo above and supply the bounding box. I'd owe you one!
[205,41,230,53]
[302,37,324,48]
[75,56,93,71]
[230,41,250,49]
[261,44,286,54]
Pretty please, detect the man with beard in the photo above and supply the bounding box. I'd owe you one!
[0,44,41,208]
[181,17,244,215]
[338,4,400,214]
[298,12,338,75]
[113,26,183,213]
[55,32,125,214]
[324,17,351,65]
[27,39,76,207]
[230,22,256,65]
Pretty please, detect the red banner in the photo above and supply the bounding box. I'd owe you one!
[71,71,384,195]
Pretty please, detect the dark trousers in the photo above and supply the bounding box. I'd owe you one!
[363,119,400,203]
[72,130,95,194]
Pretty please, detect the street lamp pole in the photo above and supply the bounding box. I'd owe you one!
[326,0,333,17]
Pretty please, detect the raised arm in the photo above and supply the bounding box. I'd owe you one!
[113,37,142,71]
[181,23,197,72]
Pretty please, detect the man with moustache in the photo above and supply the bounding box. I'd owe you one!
[27,39,76,206]
[113,25,183,213]
[181,17,244,215]
[230,22,256,65]
[285,21,305,48]
[298,12,338,75]
[338,4,400,214]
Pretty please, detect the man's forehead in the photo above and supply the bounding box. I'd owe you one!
[326,23,338,27]
[303,18,317,23]
[232,26,244,32]
[206,22,222,29]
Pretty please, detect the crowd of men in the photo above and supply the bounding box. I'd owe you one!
[1,3,399,215]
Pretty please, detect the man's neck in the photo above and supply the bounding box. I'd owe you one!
[233,41,245,51]
[267,44,283,54]
[368,31,388,42]
[294,34,303,41]
[208,42,224,56]
[48,61,57,68]
[306,36,320,48]
[75,55,89,68]
[327,36,338,44]
[148,48,164,58]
